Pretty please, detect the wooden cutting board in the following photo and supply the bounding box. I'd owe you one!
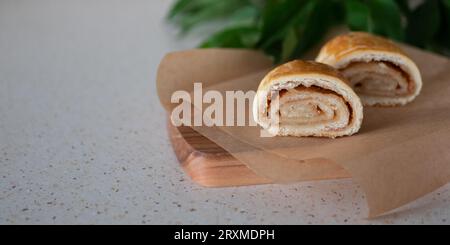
[167,119,272,187]
[168,119,352,187]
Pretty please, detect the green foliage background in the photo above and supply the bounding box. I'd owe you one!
[168,0,450,63]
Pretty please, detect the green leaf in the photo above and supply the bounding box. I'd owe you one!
[345,0,370,31]
[167,0,192,20]
[168,0,222,20]
[258,0,307,48]
[200,26,261,49]
[169,0,254,33]
[367,0,405,41]
[225,5,260,28]
[406,0,441,47]
[443,0,450,8]
[288,0,336,60]
[168,0,450,59]
[395,0,411,15]
[281,27,298,62]
[260,0,338,62]
[438,0,450,50]
[258,0,317,61]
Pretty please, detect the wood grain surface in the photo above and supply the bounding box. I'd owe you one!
[167,119,272,187]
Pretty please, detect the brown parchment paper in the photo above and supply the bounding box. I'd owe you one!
[156,46,450,217]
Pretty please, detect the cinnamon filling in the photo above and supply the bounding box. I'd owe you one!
[268,86,353,131]
[340,61,414,97]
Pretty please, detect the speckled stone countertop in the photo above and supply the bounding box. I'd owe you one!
[1,0,449,225]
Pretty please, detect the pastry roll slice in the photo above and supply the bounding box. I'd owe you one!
[253,60,363,138]
[316,32,422,106]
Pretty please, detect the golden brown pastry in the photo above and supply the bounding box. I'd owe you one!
[253,60,363,138]
[316,32,422,106]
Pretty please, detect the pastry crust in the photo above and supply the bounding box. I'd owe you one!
[316,32,422,106]
[253,60,363,138]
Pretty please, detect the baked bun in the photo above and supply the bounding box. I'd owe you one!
[253,60,363,138]
[316,32,422,106]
